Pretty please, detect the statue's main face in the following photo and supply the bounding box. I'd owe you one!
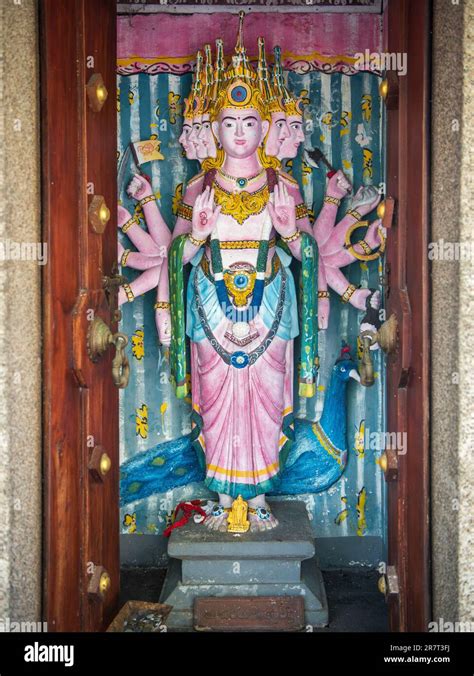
[265,111,291,157]
[197,113,217,159]
[212,107,269,160]
[179,119,197,160]
[277,115,304,160]
[188,114,207,159]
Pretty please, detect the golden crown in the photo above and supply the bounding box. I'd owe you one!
[183,11,304,123]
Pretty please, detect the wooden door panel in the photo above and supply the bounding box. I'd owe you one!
[384,0,431,631]
[42,0,119,632]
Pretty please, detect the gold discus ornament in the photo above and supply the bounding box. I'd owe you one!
[343,222,387,262]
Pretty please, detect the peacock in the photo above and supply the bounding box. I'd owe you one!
[120,345,360,506]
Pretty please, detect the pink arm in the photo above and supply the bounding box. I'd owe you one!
[118,205,164,255]
[127,175,171,248]
[118,266,162,306]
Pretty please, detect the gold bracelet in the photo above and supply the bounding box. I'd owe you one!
[122,282,134,302]
[122,216,138,233]
[120,249,131,267]
[295,203,309,220]
[154,301,170,310]
[188,232,207,248]
[281,229,301,243]
[356,239,373,255]
[318,290,330,299]
[177,202,193,221]
[139,195,157,207]
[324,196,341,206]
[341,283,358,304]
[346,209,362,221]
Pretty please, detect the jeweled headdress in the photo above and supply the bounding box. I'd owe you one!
[183,50,203,119]
[257,37,285,114]
[272,46,305,118]
[210,11,269,122]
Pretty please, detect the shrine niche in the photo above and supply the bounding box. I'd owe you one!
[116,5,392,628]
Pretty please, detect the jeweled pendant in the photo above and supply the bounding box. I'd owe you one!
[237,177,248,189]
[230,351,249,369]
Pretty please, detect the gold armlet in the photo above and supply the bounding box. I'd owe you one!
[318,290,330,299]
[177,202,193,221]
[154,301,171,310]
[324,196,341,206]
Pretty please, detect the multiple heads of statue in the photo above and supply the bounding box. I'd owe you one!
[178,13,305,166]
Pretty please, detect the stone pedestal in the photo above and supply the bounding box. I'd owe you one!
[159,501,328,630]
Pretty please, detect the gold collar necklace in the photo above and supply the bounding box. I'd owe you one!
[217,167,266,190]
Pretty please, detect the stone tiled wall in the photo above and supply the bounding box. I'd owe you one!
[0,0,42,623]
[0,0,472,628]
[431,0,474,624]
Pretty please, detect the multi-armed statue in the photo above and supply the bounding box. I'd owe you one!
[118,11,389,531]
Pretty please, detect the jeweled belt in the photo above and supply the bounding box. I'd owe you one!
[200,251,280,285]
[193,263,287,369]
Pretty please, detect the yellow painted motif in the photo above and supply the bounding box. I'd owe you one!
[363,149,373,180]
[354,420,365,458]
[361,94,372,122]
[131,329,145,361]
[335,496,349,525]
[357,487,367,536]
[123,513,137,534]
[168,91,181,124]
[136,404,148,439]
[172,183,184,216]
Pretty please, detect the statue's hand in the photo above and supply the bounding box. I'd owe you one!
[127,174,153,201]
[350,185,381,215]
[326,170,352,199]
[155,308,171,347]
[191,186,222,241]
[267,181,297,238]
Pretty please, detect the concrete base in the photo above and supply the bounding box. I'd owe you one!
[159,501,328,630]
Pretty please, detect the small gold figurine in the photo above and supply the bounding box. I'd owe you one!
[227,495,250,533]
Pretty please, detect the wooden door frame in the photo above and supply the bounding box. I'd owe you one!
[383,0,431,631]
[40,0,431,631]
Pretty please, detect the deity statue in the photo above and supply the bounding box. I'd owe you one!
[168,12,319,532]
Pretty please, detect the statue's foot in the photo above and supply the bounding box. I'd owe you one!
[201,502,229,533]
[248,504,279,532]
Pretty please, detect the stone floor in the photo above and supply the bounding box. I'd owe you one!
[120,566,388,632]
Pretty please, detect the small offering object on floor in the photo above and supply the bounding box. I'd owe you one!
[163,500,207,537]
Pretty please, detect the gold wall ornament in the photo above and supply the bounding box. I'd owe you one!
[86,73,108,112]
[227,494,250,533]
[88,195,111,234]
[212,180,269,224]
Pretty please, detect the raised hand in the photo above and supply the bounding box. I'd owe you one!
[267,180,297,238]
[127,174,153,201]
[326,170,352,200]
[350,185,381,216]
[191,186,222,241]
